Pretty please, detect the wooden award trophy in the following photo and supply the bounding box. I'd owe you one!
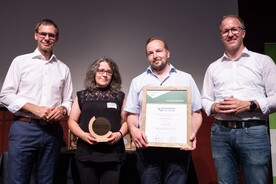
[88,116,112,142]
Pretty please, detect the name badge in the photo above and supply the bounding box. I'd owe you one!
[107,102,117,109]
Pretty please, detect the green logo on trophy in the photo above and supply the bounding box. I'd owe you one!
[88,116,112,142]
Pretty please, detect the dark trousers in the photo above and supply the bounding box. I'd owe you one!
[76,160,122,184]
[136,147,191,184]
[8,120,63,184]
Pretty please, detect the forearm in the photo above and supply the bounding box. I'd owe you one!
[68,118,85,138]
[119,121,128,137]
[126,113,139,135]
[126,112,148,148]
[22,103,38,113]
[191,110,202,135]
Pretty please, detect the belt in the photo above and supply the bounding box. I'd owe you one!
[14,116,57,125]
[215,120,267,129]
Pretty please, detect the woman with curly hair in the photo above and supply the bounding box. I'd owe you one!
[68,57,128,184]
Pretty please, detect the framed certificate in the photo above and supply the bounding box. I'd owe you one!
[141,86,192,148]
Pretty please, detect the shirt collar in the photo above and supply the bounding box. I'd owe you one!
[221,47,250,62]
[32,48,58,62]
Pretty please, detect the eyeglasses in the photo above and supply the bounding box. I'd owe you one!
[97,69,113,76]
[37,32,57,39]
[221,27,243,37]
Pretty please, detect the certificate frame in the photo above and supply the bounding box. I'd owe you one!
[141,86,192,148]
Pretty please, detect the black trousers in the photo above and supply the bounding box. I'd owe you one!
[76,160,122,184]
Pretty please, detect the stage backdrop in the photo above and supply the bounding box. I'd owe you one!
[0,0,238,96]
[265,43,276,183]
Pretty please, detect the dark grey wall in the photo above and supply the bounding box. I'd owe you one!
[0,0,238,96]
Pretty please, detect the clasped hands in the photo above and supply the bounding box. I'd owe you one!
[213,96,250,114]
[35,106,66,121]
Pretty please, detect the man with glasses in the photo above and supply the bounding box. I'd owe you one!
[0,19,73,184]
[201,14,276,183]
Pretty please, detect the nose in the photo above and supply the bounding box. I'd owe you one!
[102,72,108,76]
[44,34,51,40]
[227,30,234,36]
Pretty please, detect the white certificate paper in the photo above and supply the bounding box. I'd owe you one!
[141,86,192,148]
[145,103,187,144]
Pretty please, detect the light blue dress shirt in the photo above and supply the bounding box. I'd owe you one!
[125,64,202,127]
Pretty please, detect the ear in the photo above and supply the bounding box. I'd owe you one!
[219,35,223,41]
[34,32,38,41]
[242,29,246,39]
[167,50,170,58]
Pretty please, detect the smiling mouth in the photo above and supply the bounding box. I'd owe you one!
[153,59,161,63]
[227,39,236,43]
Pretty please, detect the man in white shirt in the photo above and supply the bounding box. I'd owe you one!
[0,19,73,184]
[201,14,276,184]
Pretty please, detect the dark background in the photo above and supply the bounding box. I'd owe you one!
[238,0,276,53]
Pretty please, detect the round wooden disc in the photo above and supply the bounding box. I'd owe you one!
[88,116,112,142]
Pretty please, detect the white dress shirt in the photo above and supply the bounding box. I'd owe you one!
[0,48,73,117]
[201,48,276,121]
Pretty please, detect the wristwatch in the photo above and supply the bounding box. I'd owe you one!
[249,101,257,112]
[61,106,67,116]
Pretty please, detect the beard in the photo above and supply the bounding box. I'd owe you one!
[151,60,168,72]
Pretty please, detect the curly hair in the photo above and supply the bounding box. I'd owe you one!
[84,57,122,93]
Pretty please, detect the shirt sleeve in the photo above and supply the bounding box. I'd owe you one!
[190,76,202,112]
[257,56,276,114]
[124,79,140,114]
[201,65,215,116]
[60,67,73,115]
[0,57,28,113]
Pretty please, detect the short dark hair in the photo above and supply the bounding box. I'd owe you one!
[145,37,169,52]
[35,19,59,36]
[220,14,245,30]
[84,57,122,93]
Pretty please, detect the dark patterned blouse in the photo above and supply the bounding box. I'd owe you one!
[75,88,126,162]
